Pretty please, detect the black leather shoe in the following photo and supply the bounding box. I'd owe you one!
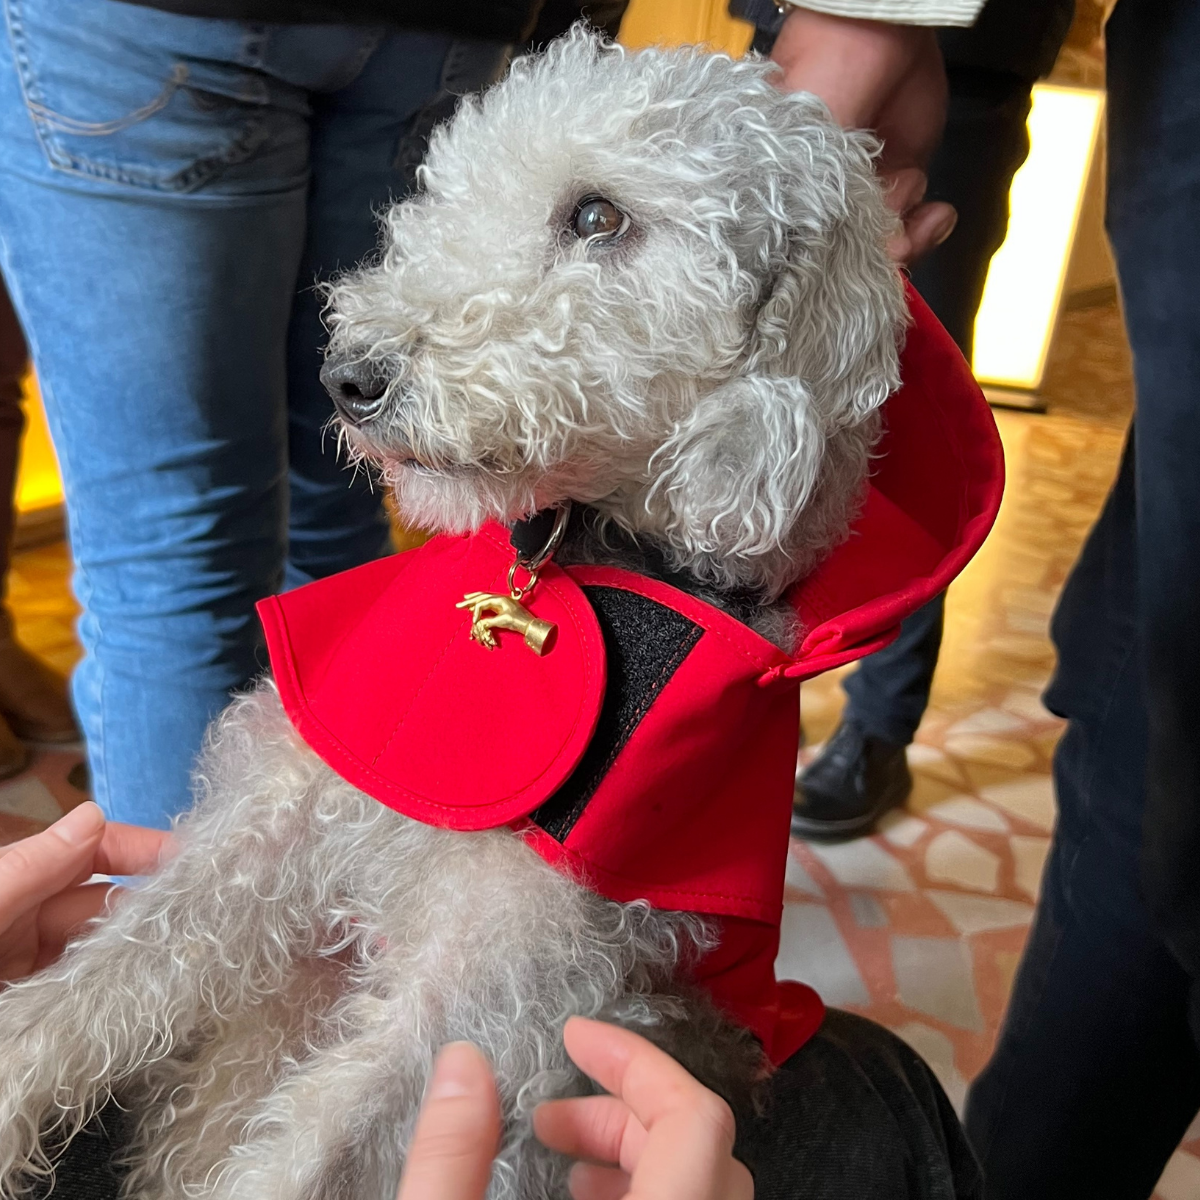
[791,720,912,841]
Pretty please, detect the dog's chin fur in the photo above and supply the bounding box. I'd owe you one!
[0,684,764,1200]
[326,29,906,606]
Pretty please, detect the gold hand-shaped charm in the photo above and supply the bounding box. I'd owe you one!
[456,592,558,655]
[457,505,570,656]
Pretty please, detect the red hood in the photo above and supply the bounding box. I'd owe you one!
[257,284,1004,1065]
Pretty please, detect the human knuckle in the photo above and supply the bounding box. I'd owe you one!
[416,1123,486,1163]
[0,842,38,880]
[693,1092,737,1145]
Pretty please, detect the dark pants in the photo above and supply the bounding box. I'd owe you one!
[0,278,26,599]
[963,1,1200,1193]
[842,67,1034,745]
[743,1010,983,1200]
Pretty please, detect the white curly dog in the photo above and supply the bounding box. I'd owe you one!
[0,31,906,1200]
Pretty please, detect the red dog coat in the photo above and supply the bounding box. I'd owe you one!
[258,285,1004,1066]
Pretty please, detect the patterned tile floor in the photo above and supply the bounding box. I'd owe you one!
[790,305,1200,1198]
[2,300,1195,1195]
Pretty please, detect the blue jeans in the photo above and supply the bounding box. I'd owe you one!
[0,0,510,826]
[963,1,1200,1193]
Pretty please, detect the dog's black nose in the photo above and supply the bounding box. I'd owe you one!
[321,355,391,425]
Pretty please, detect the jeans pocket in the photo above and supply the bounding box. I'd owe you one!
[5,0,274,192]
[394,37,511,191]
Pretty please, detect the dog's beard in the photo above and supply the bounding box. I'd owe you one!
[386,460,538,533]
[382,454,616,536]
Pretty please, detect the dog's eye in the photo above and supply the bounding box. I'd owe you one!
[572,197,627,242]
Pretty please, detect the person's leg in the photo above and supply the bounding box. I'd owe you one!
[964,435,1200,1197]
[840,595,946,748]
[0,276,25,586]
[739,1009,982,1200]
[794,67,1033,839]
[1102,0,1200,1043]
[281,31,511,589]
[0,275,30,775]
[0,273,77,751]
[0,2,403,825]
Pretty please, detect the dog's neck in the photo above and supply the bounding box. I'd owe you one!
[511,506,802,654]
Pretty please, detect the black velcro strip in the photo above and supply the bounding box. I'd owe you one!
[532,586,702,842]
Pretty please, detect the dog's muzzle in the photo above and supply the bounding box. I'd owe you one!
[321,354,392,425]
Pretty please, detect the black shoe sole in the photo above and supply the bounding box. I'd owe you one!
[790,772,913,843]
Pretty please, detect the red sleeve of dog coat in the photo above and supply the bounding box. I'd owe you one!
[258,526,607,830]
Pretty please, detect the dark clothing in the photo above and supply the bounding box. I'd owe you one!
[740,1011,983,1200]
[41,1010,980,1200]
[118,0,546,39]
[846,61,1040,745]
[0,279,26,591]
[964,435,1200,1198]
[116,0,627,48]
[936,0,1073,84]
[843,594,946,746]
[964,1,1200,1193]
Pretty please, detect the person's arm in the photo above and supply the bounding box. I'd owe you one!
[777,0,982,25]
[0,802,173,983]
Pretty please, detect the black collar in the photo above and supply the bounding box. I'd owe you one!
[510,506,768,625]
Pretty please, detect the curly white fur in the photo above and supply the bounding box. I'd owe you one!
[0,685,728,1200]
[325,30,905,599]
[0,31,906,1200]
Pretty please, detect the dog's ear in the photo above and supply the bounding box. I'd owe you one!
[741,96,906,434]
[645,98,905,599]
[648,373,834,599]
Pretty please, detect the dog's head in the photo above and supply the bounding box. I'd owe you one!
[322,30,905,599]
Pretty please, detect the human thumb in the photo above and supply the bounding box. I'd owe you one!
[397,1042,502,1200]
[0,802,105,936]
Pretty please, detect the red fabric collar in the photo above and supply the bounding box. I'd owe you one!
[257,284,1003,1065]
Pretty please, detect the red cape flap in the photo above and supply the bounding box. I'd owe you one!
[259,527,607,830]
[689,915,824,1067]
[784,283,1004,680]
[523,566,797,926]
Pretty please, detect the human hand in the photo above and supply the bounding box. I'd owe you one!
[534,1017,754,1200]
[396,1042,502,1200]
[0,802,173,982]
[770,7,955,264]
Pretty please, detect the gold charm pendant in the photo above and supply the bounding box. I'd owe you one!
[456,591,557,655]
[456,505,571,656]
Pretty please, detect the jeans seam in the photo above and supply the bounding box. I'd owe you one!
[3,0,274,192]
[27,63,189,135]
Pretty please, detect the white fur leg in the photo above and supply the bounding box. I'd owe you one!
[203,990,420,1200]
[0,686,355,1198]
